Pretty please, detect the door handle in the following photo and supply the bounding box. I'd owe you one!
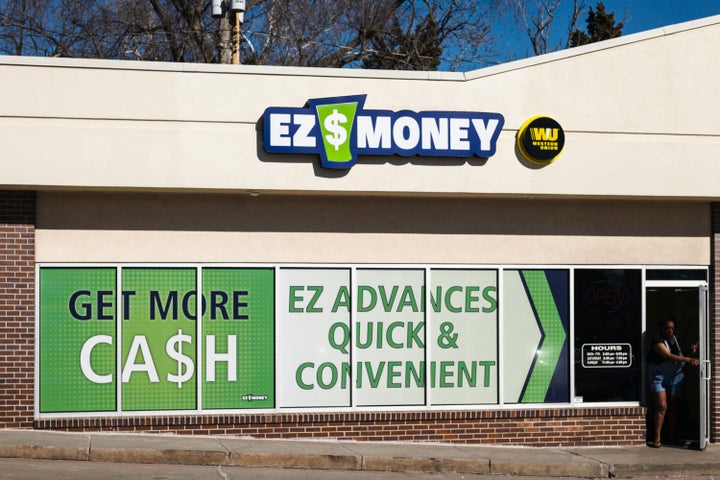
[702,360,711,381]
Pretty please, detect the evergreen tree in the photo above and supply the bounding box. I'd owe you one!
[570,2,623,47]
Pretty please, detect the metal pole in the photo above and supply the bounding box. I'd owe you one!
[232,11,240,65]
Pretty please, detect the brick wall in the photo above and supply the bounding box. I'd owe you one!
[0,191,35,428]
[35,407,646,446]
[711,203,720,443]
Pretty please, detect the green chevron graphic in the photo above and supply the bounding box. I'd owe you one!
[520,271,566,403]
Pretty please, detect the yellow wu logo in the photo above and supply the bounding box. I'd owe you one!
[530,127,559,142]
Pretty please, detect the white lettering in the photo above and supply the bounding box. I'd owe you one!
[269,113,291,147]
[121,335,160,383]
[293,114,316,147]
[357,116,391,149]
[80,335,113,384]
[421,117,448,150]
[393,116,420,150]
[472,118,501,152]
[206,335,237,382]
[450,118,470,151]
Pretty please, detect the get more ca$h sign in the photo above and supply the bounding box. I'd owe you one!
[263,95,505,169]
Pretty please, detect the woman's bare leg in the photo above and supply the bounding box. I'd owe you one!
[653,390,668,446]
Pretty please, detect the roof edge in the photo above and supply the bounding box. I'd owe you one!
[0,14,717,81]
[463,14,720,80]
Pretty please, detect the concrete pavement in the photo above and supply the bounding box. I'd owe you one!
[0,429,718,478]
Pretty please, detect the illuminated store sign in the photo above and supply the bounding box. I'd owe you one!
[263,95,505,169]
[517,116,565,165]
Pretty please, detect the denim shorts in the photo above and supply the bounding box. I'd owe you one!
[648,362,684,395]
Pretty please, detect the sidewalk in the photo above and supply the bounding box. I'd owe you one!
[0,429,719,478]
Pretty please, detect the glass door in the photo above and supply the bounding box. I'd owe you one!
[645,283,709,450]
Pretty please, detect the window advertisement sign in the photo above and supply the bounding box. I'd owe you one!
[428,269,498,405]
[277,268,351,408]
[36,265,639,417]
[574,269,642,403]
[354,269,425,406]
[201,268,274,410]
[121,268,198,411]
[503,270,569,403]
[39,267,117,413]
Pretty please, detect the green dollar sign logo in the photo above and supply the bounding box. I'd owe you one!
[315,101,358,164]
[166,329,194,389]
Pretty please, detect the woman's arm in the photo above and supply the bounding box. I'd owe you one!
[653,341,700,366]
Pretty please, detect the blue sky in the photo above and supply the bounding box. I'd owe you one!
[483,0,720,69]
[600,0,720,34]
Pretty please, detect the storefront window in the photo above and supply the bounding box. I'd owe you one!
[573,269,642,403]
[39,267,117,413]
[429,269,498,406]
[121,268,198,411]
[646,269,707,281]
[503,270,569,403]
[38,264,655,416]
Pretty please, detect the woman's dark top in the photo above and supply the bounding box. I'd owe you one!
[649,334,680,365]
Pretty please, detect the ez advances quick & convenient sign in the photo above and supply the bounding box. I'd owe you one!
[263,94,505,169]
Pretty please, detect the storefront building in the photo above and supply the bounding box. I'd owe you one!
[1,16,719,448]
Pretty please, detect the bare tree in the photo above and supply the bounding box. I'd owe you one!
[237,0,491,69]
[0,0,107,57]
[0,0,225,61]
[504,0,586,55]
[0,0,500,70]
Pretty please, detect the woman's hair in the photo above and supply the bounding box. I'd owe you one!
[657,316,678,329]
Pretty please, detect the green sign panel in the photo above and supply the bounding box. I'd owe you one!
[121,268,197,411]
[39,268,117,413]
[38,267,274,414]
[202,268,274,409]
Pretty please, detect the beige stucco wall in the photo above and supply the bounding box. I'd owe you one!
[1,16,719,200]
[1,17,716,266]
[36,192,710,265]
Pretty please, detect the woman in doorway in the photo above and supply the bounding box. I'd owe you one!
[648,317,700,448]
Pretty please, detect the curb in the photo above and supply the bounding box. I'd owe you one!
[231,451,362,471]
[0,440,607,477]
[1,431,719,478]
